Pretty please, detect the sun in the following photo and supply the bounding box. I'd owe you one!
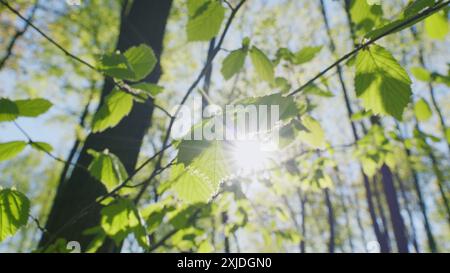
[231,140,271,174]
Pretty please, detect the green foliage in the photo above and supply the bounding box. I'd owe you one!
[0,189,30,242]
[0,98,52,122]
[173,140,231,203]
[91,89,134,133]
[250,46,274,83]
[14,99,53,117]
[186,0,225,41]
[100,198,148,248]
[97,52,134,80]
[30,142,54,153]
[123,45,157,81]
[131,83,164,97]
[0,98,19,122]
[355,44,412,120]
[294,46,323,65]
[349,0,383,37]
[410,66,431,81]
[238,93,298,121]
[87,149,128,192]
[0,141,27,162]
[366,0,443,39]
[414,98,432,121]
[296,115,326,149]
[424,10,449,40]
[351,110,373,121]
[355,125,397,177]
[98,44,156,82]
[221,49,247,80]
[303,84,334,97]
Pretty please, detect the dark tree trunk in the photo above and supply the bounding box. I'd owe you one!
[394,173,420,252]
[324,189,335,253]
[372,174,391,251]
[298,190,307,253]
[222,212,230,253]
[380,165,409,252]
[39,0,172,252]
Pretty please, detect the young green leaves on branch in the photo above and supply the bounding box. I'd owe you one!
[221,38,275,83]
[186,0,226,41]
[0,188,30,242]
[355,44,412,120]
[87,149,132,195]
[0,98,53,161]
[94,44,162,133]
[0,98,52,122]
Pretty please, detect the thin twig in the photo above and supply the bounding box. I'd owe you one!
[288,0,450,97]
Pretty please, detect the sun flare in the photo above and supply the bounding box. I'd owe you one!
[231,140,272,174]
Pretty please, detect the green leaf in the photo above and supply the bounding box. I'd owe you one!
[88,149,128,192]
[414,98,432,121]
[97,52,135,80]
[294,46,323,65]
[15,98,53,117]
[297,115,326,149]
[221,49,247,80]
[187,0,225,41]
[445,128,450,143]
[424,11,449,40]
[410,66,431,81]
[0,141,27,162]
[30,142,54,153]
[355,44,412,120]
[171,164,215,203]
[92,89,134,133]
[0,98,19,122]
[0,189,30,242]
[141,202,171,233]
[238,93,298,121]
[404,0,435,17]
[101,198,148,248]
[274,77,292,93]
[131,83,164,97]
[348,0,383,37]
[98,45,156,82]
[173,140,231,203]
[351,110,373,121]
[250,47,274,83]
[366,0,443,39]
[303,84,334,97]
[123,44,157,81]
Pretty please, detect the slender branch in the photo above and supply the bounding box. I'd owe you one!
[0,0,173,113]
[0,0,39,69]
[288,0,450,97]
[133,0,247,203]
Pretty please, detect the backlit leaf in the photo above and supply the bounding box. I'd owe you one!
[187,0,225,41]
[92,89,134,133]
[355,44,412,120]
[221,49,247,80]
[0,189,30,242]
[0,141,27,162]
[250,47,274,82]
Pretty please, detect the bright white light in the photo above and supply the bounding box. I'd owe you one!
[231,140,271,174]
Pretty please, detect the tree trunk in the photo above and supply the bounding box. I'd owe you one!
[380,165,409,252]
[394,173,420,252]
[39,0,172,252]
[324,189,335,253]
